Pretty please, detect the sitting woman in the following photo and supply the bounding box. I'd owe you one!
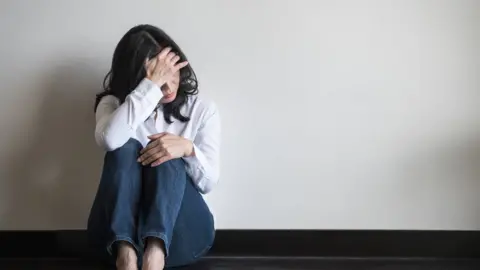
[87,24,220,270]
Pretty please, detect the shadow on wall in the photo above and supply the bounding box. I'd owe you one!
[2,59,105,229]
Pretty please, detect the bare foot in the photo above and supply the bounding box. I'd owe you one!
[142,238,166,270]
[116,242,138,270]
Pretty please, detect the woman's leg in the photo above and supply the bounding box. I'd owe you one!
[138,158,187,269]
[139,158,215,269]
[165,173,215,268]
[87,139,143,268]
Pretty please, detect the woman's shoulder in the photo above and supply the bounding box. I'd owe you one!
[97,93,120,106]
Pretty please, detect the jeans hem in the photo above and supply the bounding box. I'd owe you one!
[107,236,140,256]
[193,244,213,259]
[193,230,215,259]
[141,232,170,257]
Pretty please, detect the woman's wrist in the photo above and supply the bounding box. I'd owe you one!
[184,139,194,157]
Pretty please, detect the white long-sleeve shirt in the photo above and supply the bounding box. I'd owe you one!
[94,78,221,194]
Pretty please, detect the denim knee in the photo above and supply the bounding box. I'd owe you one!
[109,139,142,154]
[105,139,142,162]
[148,158,186,176]
[161,158,185,170]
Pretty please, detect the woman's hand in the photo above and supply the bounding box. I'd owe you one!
[138,133,194,167]
[145,47,189,88]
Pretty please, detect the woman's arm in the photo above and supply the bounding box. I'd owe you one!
[183,104,221,194]
[134,101,221,194]
[95,47,188,151]
[95,78,163,151]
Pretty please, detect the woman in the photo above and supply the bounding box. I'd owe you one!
[87,24,220,270]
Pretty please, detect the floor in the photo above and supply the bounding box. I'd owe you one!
[0,258,479,270]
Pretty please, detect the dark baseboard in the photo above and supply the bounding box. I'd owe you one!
[0,230,479,259]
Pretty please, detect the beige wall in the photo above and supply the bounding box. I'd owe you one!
[0,0,479,230]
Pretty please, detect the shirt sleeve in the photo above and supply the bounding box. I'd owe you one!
[95,78,163,151]
[183,104,221,194]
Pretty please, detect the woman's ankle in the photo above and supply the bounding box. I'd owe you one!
[144,237,165,254]
[116,241,137,267]
[143,238,166,269]
[117,241,137,254]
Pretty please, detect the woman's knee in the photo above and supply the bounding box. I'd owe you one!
[105,139,142,163]
[145,158,186,175]
[161,158,185,170]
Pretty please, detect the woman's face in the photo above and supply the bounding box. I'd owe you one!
[160,70,180,103]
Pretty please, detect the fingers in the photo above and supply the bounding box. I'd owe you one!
[147,132,168,140]
[141,149,171,166]
[145,46,188,85]
[141,154,156,165]
[155,46,188,69]
[171,55,181,65]
[138,145,164,165]
[139,133,172,156]
[173,61,189,71]
[139,140,158,155]
[138,135,174,165]
[138,147,158,163]
[145,57,158,75]
[158,47,172,59]
[165,52,176,63]
[143,151,169,166]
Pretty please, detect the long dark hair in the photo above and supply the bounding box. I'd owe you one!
[95,24,198,124]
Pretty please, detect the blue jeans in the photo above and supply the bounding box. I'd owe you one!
[87,139,215,268]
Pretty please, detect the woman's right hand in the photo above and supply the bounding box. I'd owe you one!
[145,47,189,87]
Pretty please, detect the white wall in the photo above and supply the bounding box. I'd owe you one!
[0,0,479,230]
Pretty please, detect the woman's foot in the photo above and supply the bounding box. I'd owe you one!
[116,242,138,270]
[142,238,166,270]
